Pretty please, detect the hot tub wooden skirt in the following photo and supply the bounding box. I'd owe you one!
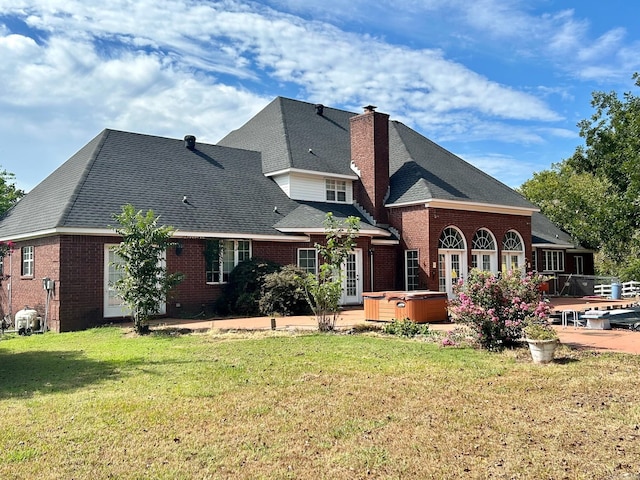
[363,291,448,323]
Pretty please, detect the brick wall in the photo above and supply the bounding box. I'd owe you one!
[254,235,379,292]
[350,108,390,224]
[389,205,533,290]
[59,235,114,331]
[370,244,398,291]
[0,233,399,332]
[1,236,62,331]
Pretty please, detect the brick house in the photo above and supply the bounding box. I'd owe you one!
[0,97,592,331]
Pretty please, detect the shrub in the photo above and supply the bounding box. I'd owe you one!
[449,269,550,351]
[259,265,311,316]
[220,258,281,316]
[382,318,430,337]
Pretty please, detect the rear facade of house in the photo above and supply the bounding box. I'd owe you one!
[0,97,593,331]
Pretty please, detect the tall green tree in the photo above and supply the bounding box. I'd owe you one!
[111,204,184,334]
[0,168,24,215]
[300,213,360,331]
[520,73,640,280]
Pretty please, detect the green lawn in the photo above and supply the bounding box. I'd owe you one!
[1,327,639,479]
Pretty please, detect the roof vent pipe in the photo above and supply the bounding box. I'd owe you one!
[315,104,324,115]
[184,135,196,150]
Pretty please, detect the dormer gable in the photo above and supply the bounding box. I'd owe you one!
[266,168,356,204]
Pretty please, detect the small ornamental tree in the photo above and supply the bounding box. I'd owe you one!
[111,204,184,334]
[300,213,360,331]
[449,269,550,350]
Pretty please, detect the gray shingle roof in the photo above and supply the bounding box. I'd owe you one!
[273,201,387,234]
[1,97,561,245]
[531,212,578,248]
[0,129,301,239]
[220,97,536,210]
[219,97,356,176]
[387,121,536,209]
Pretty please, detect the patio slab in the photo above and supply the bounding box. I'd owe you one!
[144,296,640,355]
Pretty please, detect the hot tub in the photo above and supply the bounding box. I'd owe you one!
[363,291,449,323]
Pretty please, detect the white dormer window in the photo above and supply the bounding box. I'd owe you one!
[326,179,347,202]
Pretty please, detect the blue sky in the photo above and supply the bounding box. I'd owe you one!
[1,0,639,192]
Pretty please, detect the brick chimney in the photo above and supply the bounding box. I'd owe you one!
[350,105,390,224]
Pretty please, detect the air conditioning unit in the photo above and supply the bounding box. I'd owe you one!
[15,306,40,335]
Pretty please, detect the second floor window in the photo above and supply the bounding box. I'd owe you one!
[326,179,347,202]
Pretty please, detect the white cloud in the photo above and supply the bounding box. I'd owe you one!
[4,0,621,191]
[0,1,561,123]
[458,152,537,189]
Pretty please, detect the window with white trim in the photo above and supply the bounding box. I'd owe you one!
[205,239,251,283]
[22,246,34,277]
[405,250,419,290]
[501,230,525,272]
[543,250,565,272]
[325,179,347,202]
[297,248,317,274]
[439,227,465,249]
[471,228,497,273]
[574,255,584,275]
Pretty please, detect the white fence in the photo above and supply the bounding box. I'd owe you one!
[594,281,640,298]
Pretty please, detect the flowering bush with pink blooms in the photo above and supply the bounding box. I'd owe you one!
[0,240,14,258]
[449,269,550,351]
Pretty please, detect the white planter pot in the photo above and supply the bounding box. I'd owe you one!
[526,338,559,364]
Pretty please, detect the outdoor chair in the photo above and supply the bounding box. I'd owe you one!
[561,310,585,328]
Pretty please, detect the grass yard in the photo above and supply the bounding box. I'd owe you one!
[1,327,640,479]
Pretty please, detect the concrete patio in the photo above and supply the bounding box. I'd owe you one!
[144,296,640,355]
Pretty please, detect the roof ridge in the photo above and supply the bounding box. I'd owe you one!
[58,129,111,226]
[276,97,295,169]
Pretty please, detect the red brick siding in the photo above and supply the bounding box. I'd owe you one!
[3,220,545,332]
[165,237,223,317]
[254,236,378,292]
[350,110,390,224]
[389,206,533,290]
[59,236,115,331]
[1,237,62,331]
[371,244,398,291]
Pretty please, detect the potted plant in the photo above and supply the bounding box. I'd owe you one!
[524,320,559,364]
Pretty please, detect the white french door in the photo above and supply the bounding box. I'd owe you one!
[341,249,363,305]
[438,251,466,299]
[104,245,166,318]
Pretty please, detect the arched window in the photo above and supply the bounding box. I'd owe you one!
[438,227,467,298]
[439,227,465,249]
[471,228,497,273]
[502,230,525,272]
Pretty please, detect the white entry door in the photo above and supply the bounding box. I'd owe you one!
[341,249,363,305]
[104,245,166,318]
